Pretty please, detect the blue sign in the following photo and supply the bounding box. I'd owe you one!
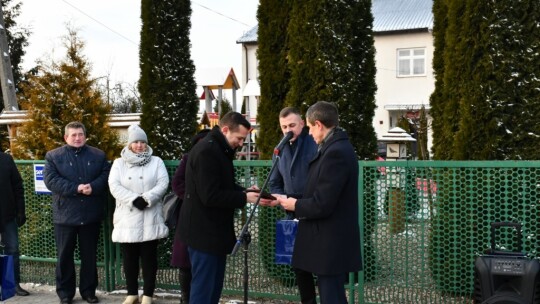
[34,164,51,194]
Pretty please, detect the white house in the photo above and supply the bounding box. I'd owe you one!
[236,0,434,155]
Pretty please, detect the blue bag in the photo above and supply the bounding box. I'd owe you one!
[0,255,15,300]
[275,219,298,265]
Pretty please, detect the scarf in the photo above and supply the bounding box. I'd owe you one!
[121,145,153,167]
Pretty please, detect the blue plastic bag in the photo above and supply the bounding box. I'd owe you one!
[275,220,298,265]
[0,255,15,300]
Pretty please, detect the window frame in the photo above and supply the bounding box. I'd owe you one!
[396,47,426,77]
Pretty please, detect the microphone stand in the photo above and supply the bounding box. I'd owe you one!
[231,150,283,304]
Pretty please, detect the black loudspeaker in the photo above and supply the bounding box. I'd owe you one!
[473,222,540,304]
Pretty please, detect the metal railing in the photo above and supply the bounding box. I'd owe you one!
[14,160,540,303]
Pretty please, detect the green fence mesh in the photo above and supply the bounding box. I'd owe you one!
[14,160,540,303]
[360,160,540,304]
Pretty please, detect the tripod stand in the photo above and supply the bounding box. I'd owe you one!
[231,153,283,304]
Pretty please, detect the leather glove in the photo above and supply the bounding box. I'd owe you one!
[132,197,148,210]
[17,213,26,227]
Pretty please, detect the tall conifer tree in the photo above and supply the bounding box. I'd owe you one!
[286,0,377,158]
[429,0,449,159]
[14,28,120,159]
[458,0,540,159]
[139,0,198,159]
[431,0,540,160]
[256,0,291,159]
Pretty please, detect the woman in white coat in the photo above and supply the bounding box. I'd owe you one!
[109,125,169,304]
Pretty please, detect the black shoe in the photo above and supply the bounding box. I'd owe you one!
[15,284,30,296]
[60,298,72,304]
[82,295,100,303]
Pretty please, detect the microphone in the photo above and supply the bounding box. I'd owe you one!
[274,131,294,155]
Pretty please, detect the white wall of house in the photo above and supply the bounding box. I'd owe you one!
[373,31,435,154]
[240,43,260,125]
[238,31,436,155]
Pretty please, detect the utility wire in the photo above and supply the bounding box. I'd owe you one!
[192,1,253,28]
[61,0,253,45]
[61,0,138,46]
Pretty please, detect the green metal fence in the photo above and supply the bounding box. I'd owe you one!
[14,160,540,303]
[360,160,540,304]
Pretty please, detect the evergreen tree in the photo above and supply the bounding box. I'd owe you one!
[431,0,469,160]
[0,0,30,150]
[286,0,377,158]
[431,0,540,160]
[213,97,232,119]
[139,0,198,159]
[465,0,540,160]
[13,28,121,160]
[256,0,291,159]
[429,0,449,159]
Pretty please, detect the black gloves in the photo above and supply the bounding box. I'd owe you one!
[132,197,148,210]
[17,213,26,227]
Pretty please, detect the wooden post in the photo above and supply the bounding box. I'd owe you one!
[0,5,18,111]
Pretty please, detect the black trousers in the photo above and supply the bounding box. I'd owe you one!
[121,240,159,297]
[54,222,101,300]
[295,268,317,304]
[317,273,347,304]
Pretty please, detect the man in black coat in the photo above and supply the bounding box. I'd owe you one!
[179,112,272,304]
[278,101,362,303]
[0,151,30,296]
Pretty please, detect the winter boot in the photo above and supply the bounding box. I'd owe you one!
[140,295,153,304]
[122,295,139,304]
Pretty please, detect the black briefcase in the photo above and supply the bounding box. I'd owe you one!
[473,222,540,304]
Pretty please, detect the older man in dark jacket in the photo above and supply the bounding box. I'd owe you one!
[0,151,29,296]
[278,101,361,304]
[179,112,272,304]
[44,121,110,304]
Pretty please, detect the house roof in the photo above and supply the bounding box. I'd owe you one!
[372,0,433,33]
[195,67,240,90]
[196,86,216,100]
[236,25,258,44]
[236,0,433,43]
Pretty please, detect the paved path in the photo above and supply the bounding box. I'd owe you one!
[2,283,182,304]
[1,283,290,304]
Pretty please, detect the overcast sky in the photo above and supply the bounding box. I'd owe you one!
[17,0,258,89]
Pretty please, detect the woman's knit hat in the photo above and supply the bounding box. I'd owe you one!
[127,124,147,145]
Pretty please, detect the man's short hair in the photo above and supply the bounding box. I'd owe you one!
[279,107,302,118]
[219,111,251,132]
[306,101,339,128]
[65,121,86,136]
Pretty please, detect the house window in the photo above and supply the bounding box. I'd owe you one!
[397,48,426,77]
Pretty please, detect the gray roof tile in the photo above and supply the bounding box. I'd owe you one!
[236,0,433,43]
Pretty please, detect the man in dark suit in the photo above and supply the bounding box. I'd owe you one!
[0,151,30,296]
[268,107,318,304]
[278,101,362,303]
[178,112,272,304]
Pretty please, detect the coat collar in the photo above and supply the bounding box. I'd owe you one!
[64,144,87,155]
[311,128,348,162]
[209,126,236,160]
